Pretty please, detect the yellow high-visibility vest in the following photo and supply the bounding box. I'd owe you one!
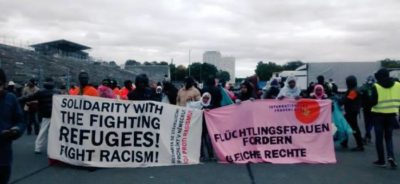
[371,82,400,114]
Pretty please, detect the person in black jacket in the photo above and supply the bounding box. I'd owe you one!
[236,81,255,102]
[128,74,156,101]
[201,76,222,109]
[162,81,178,105]
[19,77,60,154]
[369,69,399,168]
[317,75,332,97]
[199,76,222,161]
[263,79,280,99]
[359,76,375,144]
[340,75,364,151]
[0,69,25,184]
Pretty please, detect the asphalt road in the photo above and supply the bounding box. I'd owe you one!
[8,122,400,184]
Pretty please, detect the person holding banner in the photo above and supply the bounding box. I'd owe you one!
[128,74,156,101]
[262,79,280,99]
[97,79,115,99]
[202,76,222,109]
[70,71,98,97]
[176,77,201,106]
[119,80,134,100]
[236,80,256,102]
[161,81,178,104]
[0,68,25,184]
[370,68,400,168]
[200,76,222,160]
[277,76,301,100]
[310,84,328,100]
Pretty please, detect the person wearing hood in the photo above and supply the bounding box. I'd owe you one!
[153,85,163,102]
[317,75,332,97]
[186,92,212,109]
[340,75,364,151]
[19,77,61,154]
[359,76,376,144]
[68,84,79,95]
[369,68,400,168]
[176,77,201,106]
[263,79,280,99]
[6,81,17,96]
[120,80,135,100]
[161,81,178,105]
[97,79,115,99]
[128,74,156,101]
[277,76,301,100]
[0,69,25,184]
[236,80,256,102]
[306,82,315,98]
[329,78,339,95]
[184,92,214,160]
[310,84,328,100]
[224,82,236,101]
[201,76,222,109]
[110,79,120,98]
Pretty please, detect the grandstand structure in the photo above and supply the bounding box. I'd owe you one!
[0,43,135,88]
[31,39,90,60]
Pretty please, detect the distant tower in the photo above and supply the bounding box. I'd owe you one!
[203,51,236,83]
[221,57,236,83]
[203,51,222,69]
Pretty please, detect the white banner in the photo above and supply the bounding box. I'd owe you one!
[48,95,203,168]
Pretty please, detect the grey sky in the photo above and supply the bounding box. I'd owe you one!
[1,0,400,77]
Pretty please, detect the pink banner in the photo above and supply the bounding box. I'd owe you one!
[205,99,336,164]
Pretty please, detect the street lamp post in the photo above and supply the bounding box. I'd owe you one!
[188,49,191,76]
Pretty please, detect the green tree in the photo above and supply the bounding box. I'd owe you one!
[109,61,117,67]
[159,61,168,65]
[217,70,230,82]
[125,59,140,65]
[283,60,304,70]
[380,58,400,68]
[175,65,188,81]
[255,61,283,81]
[188,62,218,82]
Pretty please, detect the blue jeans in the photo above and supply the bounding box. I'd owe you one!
[373,115,397,162]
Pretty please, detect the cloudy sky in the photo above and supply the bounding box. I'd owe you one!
[1,0,400,77]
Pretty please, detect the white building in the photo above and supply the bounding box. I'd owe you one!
[203,51,236,83]
[221,57,236,83]
[203,51,222,68]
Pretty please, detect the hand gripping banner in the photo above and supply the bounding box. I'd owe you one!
[48,95,203,168]
[205,99,336,164]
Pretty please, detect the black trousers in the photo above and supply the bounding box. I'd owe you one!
[363,111,374,138]
[201,117,214,159]
[26,111,39,135]
[0,165,11,184]
[344,113,363,147]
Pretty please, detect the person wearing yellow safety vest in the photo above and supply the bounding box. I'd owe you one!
[370,68,400,169]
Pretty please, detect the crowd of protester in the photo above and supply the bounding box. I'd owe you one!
[1,67,400,183]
